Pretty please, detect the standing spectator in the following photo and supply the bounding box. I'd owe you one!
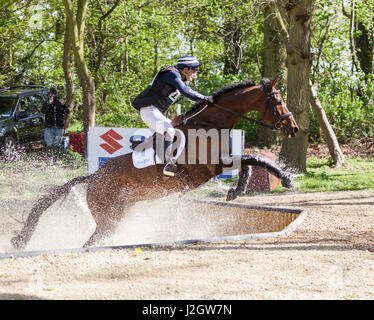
[41,87,70,165]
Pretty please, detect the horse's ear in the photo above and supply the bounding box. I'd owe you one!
[271,76,279,88]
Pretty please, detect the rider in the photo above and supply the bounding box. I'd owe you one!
[132,55,212,176]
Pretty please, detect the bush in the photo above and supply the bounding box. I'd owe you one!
[311,73,374,143]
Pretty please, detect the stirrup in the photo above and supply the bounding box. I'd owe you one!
[163,162,178,177]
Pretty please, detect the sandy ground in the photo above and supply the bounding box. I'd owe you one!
[0,187,373,300]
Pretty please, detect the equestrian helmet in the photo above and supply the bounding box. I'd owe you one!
[176,55,201,70]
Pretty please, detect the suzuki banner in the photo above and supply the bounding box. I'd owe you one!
[87,127,244,178]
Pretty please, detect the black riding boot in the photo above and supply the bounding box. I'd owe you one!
[163,140,178,177]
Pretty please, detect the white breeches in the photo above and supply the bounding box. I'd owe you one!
[140,106,175,142]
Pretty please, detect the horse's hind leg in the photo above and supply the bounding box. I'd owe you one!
[83,221,115,248]
[83,199,133,248]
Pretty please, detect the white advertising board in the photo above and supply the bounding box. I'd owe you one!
[87,127,244,178]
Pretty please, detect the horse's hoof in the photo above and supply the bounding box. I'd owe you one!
[281,175,294,190]
[10,234,26,251]
[226,188,237,201]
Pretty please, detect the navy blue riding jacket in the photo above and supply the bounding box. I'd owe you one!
[132,66,207,113]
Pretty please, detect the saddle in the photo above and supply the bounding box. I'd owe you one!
[131,129,185,169]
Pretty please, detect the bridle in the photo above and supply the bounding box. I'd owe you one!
[181,83,293,131]
[261,83,294,130]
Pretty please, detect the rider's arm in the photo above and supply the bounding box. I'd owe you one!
[163,70,207,103]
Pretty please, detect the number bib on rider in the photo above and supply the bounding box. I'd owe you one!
[166,90,180,104]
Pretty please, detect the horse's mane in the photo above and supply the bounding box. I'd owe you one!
[212,79,257,99]
[186,79,257,115]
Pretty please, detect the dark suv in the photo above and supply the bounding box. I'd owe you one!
[0,85,48,161]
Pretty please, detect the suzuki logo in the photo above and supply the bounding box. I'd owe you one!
[99,129,123,154]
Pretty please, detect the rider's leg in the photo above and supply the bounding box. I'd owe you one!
[140,106,178,176]
[140,106,175,139]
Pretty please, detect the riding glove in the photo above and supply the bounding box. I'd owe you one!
[206,96,214,104]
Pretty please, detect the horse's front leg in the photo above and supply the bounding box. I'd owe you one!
[225,155,294,201]
[226,165,251,201]
[244,155,294,189]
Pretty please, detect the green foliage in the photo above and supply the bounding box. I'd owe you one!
[1,0,373,144]
[312,73,374,143]
[310,0,374,143]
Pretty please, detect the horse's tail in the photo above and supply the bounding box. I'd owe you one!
[11,175,91,250]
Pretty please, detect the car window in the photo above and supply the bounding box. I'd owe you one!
[0,97,17,118]
[17,97,32,113]
[28,95,44,113]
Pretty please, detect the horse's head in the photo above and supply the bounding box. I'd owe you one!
[261,78,299,138]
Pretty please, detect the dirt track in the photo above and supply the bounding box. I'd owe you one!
[0,189,373,300]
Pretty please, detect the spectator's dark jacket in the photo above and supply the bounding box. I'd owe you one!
[41,98,70,128]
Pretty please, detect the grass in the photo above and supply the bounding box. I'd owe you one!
[217,157,374,194]
[0,148,86,201]
[280,157,374,193]
[189,156,374,199]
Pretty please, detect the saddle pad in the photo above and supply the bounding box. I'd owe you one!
[132,129,185,169]
[132,147,163,169]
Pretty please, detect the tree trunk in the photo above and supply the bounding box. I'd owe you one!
[309,81,345,167]
[342,1,373,76]
[279,0,313,172]
[64,0,96,156]
[257,4,287,147]
[348,0,363,74]
[355,21,373,76]
[62,15,75,133]
[223,20,242,74]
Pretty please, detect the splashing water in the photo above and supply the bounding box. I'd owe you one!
[1,152,297,253]
[2,171,242,251]
[0,151,92,252]
[110,197,222,245]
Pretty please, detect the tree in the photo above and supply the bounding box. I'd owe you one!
[64,0,96,154]
[309,80,345,167]
[277,0,313,172]
[257,3,287,147]
[0,1,45,86]
[62,14,75,132]
[343,0,374,77]
[0,0,372,149]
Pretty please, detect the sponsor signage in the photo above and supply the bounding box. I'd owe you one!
[87,127,244,178]
[87,127,154,175]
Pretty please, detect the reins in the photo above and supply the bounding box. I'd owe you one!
[178,84,293,131]
[209,102,276,129]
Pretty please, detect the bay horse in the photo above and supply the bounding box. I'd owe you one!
[11,78,298,249]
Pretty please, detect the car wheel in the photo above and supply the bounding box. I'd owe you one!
[2,136,18,161]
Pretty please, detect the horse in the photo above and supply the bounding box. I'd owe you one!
[11,77,298,250]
